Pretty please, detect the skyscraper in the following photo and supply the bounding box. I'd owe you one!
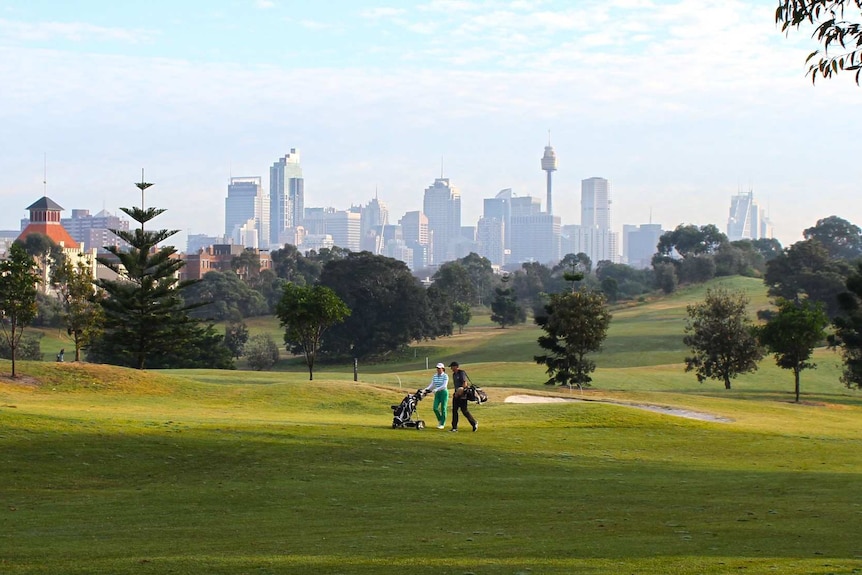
[225,176,268,248]
[484,189,513,249]
[476,216,505,267]
[726,190,766,241]
[581,177,611,230]
[423,177,461,265]
[623,223,664,269]
[269,149,304,245]
[359,195,389,254]
[541,138,557,215]
[578,177,619,264]
[509,213,561,265]
[400,210,429,269]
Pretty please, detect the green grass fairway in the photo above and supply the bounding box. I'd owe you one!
[2,277,861,574]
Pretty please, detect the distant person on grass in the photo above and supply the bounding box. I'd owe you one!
[449,361,477,432]
[424,362,449,429]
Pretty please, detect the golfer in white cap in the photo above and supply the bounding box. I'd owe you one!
[424,362,450,429]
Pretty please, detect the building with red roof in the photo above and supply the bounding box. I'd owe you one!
[17,196,79,249]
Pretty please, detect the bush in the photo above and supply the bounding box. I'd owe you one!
[244,334,280,371]
[0,333,43,361]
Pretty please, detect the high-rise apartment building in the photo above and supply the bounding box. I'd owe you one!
[422,177,461,265]
[269,149,304,245]
[62,208,130,253]
[225,176,269,249]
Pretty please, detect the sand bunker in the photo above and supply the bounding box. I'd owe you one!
[504,394,732,423]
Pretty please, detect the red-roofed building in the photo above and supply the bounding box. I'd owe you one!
[13,196,98,291]
[17,197,79,249]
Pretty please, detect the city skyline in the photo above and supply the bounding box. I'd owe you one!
[1,1,861,250]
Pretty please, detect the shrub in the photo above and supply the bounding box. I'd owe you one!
[244,334,280,371]
[0,333,43,361]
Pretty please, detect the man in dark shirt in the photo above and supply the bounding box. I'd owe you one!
[449,361,477,432]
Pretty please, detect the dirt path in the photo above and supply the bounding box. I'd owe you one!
[504,394,732,423]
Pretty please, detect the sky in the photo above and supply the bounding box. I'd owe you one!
[1,0,860,251]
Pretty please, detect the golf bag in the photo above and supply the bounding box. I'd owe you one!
[464,384,488,404]
[391,388,428,429]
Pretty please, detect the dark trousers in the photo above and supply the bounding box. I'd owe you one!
[452,398,476,430]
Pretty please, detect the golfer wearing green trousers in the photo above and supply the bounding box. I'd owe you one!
[425,362,449,429]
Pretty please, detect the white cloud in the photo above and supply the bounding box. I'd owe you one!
[359,7,407,19]
[0,18,156,44]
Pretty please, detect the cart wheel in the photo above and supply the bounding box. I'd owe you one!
[417,420,425,430]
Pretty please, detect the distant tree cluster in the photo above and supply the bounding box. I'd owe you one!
[651,224,779,294]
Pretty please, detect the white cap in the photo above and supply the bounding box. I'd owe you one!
[436,362,445,369]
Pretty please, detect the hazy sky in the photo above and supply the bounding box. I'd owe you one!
[1,0,860,250]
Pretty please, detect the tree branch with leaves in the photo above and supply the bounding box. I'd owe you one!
[777,0,862,83]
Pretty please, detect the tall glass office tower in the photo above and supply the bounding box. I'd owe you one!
[269,149,304,245]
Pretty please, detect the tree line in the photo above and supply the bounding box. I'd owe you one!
[5,187,862,397]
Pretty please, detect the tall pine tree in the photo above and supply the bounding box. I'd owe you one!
[89,176,232,369]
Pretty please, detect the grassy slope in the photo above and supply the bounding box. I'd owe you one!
[2,277,861,575]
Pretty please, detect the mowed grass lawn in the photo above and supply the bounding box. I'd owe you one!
[2,276,862,574]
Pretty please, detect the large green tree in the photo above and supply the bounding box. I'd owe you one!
[764,238,852,317]
[829,261,862,388]
[91,182,233,370]
[276,283,350,380]
[270,244,321,285]
[457,252,497,305]
[424,284,454,339]
[683,288,764,389]
[318,252,437,359]
[757,298,830,402]
[802,216,862,261]
[776,0,862,83]
[0,243,41,377]
[432,261,474,305]
[534,290,612,389]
